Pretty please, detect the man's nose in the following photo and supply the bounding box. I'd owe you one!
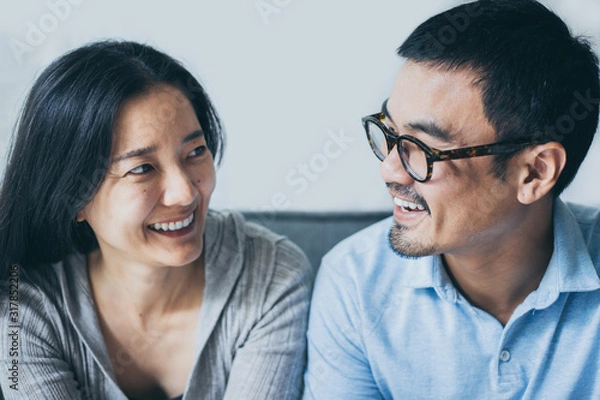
[380,146,415,185]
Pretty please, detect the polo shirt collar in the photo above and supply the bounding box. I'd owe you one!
[395,199,600,306]
[387,252,456,302]
[531,199,600,310]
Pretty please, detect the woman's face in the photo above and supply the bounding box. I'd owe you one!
[79,84,216,268]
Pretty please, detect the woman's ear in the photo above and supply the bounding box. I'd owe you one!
[76,210,86,223]
[517,142,566,205]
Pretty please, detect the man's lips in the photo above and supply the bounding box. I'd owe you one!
[386,183,429,213]
[394,197,426,212]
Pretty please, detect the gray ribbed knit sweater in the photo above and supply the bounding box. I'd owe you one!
[0,210,313,400]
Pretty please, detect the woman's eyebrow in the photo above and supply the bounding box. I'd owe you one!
[183,129,204,143]
[111,130,204,164]
[111,146,157,164]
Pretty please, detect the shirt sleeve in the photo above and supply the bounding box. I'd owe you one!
[222,239,314,400]
[0,272,83,400]
[303,256,383,400]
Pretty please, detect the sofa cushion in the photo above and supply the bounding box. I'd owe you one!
[242,211,391,271]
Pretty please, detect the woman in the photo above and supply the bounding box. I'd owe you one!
[0,41,312,400]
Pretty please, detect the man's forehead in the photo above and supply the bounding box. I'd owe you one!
[385,62,493,144]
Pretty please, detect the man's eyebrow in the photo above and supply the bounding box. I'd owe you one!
[405,121,452,142]
[111,130,204,164]
[381,99,394,123]
[381,99,452,142]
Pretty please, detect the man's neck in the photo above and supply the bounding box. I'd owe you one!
[442,200,555,326]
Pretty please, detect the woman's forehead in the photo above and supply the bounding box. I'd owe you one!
[111,84,200,152]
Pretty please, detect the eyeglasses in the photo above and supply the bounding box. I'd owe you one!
[362,112,535,182]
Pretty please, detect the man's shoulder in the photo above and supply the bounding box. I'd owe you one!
[322,215,395,265]
[563,202,600,244]
[564,201,600,227]
[561,201,600,270]
[314,215,429,294]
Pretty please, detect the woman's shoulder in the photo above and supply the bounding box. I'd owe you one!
[0,260,75,358]
[207,209,311,273]
[207,210,308,267]
[206,209,313,325]
[0,254,88,326]
[1,262,63,306]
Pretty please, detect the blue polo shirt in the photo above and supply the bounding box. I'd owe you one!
[304,200,600,399]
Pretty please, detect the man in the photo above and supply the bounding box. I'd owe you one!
[304,1,600,398]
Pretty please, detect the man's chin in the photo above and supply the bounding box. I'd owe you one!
[388,223,436,259]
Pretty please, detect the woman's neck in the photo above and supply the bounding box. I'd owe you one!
[87,250,205,329]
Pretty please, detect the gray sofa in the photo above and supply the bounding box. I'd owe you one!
[242,211,391,271]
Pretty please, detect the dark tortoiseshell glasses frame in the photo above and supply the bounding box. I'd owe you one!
[362,112,536,182]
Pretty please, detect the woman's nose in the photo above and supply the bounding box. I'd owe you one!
[162,166,197,207]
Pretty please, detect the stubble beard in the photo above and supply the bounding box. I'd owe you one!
[388,221,437,259]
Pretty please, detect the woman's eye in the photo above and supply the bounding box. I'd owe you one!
[188,145,207,158]
[128,164,153,175]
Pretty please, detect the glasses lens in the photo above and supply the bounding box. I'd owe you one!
[366,121,389,161]
[399,139,428,181]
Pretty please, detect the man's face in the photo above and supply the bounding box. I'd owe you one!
[382,61,522,258]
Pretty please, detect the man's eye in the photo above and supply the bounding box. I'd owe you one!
[128,164,153,175]
[188,146,207,158]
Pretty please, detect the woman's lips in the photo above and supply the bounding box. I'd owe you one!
[148,212,194,232]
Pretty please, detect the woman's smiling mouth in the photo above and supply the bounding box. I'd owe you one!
[149,212,195,232]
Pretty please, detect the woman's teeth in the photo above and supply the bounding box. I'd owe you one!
[394,197,425,211]
[151,213,194,232]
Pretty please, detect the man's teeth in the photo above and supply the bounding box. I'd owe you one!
[152,213,194,232]
[394,197,425,211]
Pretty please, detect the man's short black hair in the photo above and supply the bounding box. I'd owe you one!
[398,0,600,196]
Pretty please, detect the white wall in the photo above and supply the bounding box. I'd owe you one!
[1,0,599,212]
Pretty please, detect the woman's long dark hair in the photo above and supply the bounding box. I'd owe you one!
[0,40,224,276]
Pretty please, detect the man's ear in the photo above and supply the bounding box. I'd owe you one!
[516,142,566,205]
